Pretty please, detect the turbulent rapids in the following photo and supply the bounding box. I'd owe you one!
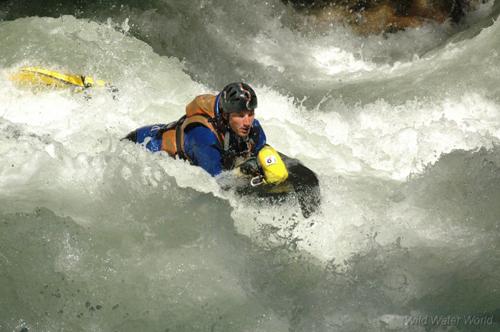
[1,0,500,331]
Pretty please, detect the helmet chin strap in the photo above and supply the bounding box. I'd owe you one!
[224,130,231,152]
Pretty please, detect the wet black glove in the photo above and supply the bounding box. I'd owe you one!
[239,157,261,176]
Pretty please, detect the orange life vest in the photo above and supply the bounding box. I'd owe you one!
[160,94,224,160]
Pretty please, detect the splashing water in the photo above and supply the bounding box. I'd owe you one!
[1,1,500,331]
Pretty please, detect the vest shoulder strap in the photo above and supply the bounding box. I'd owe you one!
[161,116,221,160]
[171,114,223,161]
[161,94,222,160]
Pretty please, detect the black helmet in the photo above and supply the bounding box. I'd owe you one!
[220,82,257,114]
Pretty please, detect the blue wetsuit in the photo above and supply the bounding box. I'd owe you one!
[130,120,267,176]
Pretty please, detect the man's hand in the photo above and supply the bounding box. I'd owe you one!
[239,157,261,176]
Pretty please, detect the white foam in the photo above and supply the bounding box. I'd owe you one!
[1,14,500,268]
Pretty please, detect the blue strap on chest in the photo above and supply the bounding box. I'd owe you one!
[214,93,221,118]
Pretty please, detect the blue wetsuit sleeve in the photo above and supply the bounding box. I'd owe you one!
[133,124,166,152]
[253,119,267,153]
[184,126,223,176]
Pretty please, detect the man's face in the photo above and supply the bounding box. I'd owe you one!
[228,110,255,137]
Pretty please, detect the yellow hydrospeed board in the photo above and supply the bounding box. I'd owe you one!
[10,66,107,90]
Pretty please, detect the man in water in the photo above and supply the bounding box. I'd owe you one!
[124,82,287,184]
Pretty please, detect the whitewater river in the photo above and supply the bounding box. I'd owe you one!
[1,0,500,331]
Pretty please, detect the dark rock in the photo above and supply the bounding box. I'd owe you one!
[283,0,480,34]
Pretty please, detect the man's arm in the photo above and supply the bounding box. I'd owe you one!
[184,125,223,176]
